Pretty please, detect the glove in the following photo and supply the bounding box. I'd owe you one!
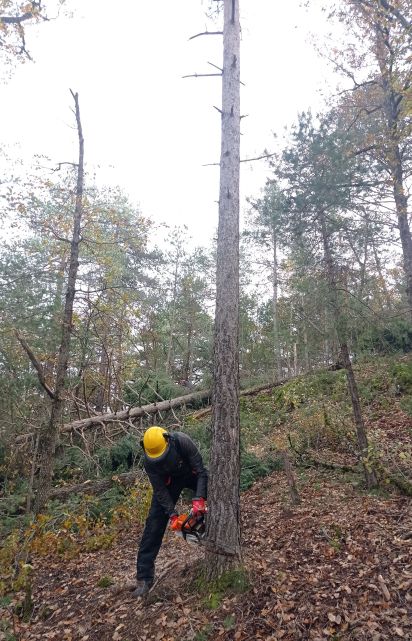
[191,497,206,516]
[169,513,179,530]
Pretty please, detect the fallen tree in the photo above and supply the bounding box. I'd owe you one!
[16,378,289,443]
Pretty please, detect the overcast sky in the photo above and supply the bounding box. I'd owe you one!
[1,0,336,246]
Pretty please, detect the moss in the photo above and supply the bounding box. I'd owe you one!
[97,575,114,588]
[195,567,250,610]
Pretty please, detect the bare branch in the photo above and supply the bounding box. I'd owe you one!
[207,60,245,86]
[189,30,223,40]
[0,11,41,25]
[203,151,277,167]
[182,72,222,79]
[52,161,79,172]
[207,60,223,72]
[14,330,56,400]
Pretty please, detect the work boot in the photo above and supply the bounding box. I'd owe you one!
[130,579,153,598]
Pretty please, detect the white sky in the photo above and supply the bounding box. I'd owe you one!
[0,0,335,247]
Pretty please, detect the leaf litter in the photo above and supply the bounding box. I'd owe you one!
[2,464,411,641]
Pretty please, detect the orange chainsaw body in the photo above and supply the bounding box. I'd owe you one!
[170,512,206,543]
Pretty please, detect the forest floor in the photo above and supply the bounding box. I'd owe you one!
[3,466,411,641]
[2,359,412,641]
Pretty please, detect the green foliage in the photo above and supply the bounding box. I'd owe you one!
[55,435,142,482]
[124,372,188,406]
[273,371,347,410]
[400,395,412,417]
[192,624,214,641]
[223,614,236,630]
[392,360,412,393]
[196,568,250,610]
[240,393,281,444]
[95,435,142,475]
[97,575,115,588]
[357,319,412,354]
[240,451,281,491]
[0,481,152,596]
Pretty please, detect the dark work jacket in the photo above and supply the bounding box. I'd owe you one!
[143,432,208,516]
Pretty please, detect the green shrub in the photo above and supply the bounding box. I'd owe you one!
[357,320,412,354]
[95,435,142,475]
[240,451,281,491]
[392,361,412,393]
[123,372,188,406]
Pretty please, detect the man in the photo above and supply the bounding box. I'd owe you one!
[132,426,208,597]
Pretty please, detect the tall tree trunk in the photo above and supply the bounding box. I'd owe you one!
[165,251,180,376]
[293,341,298,376]
[95,337,109,413]
[206,0,242,578]
[375,28,412,319]
[34,91,84,513]
[319,212,378,489]
[182,313,194,382]
[272,225,282,381]
[372,239,392,309]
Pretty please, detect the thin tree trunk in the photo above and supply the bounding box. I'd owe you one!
[182,315,194,382]
[165,251,180,376]
[206,0,242,578]
[320,212,377,489]
[95,337,109,413]
[281,449,301,506]
[372,239,392,309]
[34,91,84,513]
[375,28,412,319]
[293,342,298,376]
[303,325,310,372]
[272,225,281,381]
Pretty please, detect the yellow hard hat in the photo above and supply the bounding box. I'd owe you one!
[143,426,169,459]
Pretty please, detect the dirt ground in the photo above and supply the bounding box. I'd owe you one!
[3,466,411,641]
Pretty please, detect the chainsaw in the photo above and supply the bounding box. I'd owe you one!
[170,511,206,544]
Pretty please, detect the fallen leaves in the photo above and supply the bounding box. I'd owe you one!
[2,469,412,641]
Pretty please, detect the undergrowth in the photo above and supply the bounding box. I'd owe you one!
[0,482,152,597]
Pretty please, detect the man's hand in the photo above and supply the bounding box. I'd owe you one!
[191,497,206,516]
[169,513,179,530]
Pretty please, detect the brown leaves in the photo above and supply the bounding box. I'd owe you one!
[5,469,412,641]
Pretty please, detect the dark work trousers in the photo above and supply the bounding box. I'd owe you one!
[136,474,202,581]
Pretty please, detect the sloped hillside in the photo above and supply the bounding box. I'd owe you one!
[1,356,412,641]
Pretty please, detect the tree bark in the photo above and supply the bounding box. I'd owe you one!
[33,91,85,514]
[205,0,242,578]
[272,225,282,381]
[374,26,412,319]
[319,211,378,489]
[281,449,301,505]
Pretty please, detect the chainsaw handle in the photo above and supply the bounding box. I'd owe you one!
[181,513,204,541]
[181,514,194,541]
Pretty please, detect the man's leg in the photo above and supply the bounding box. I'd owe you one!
[136,496,169,583]
[136,479,189,583]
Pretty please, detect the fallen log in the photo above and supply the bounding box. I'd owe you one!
[190,380,287,419]
[48,470,145,500]
[15,389,212,443]
[63,388,212,434]
[16,378,291,443]
[61,380,286,434]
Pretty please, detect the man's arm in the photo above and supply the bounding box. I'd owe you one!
[176,433,208,498]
